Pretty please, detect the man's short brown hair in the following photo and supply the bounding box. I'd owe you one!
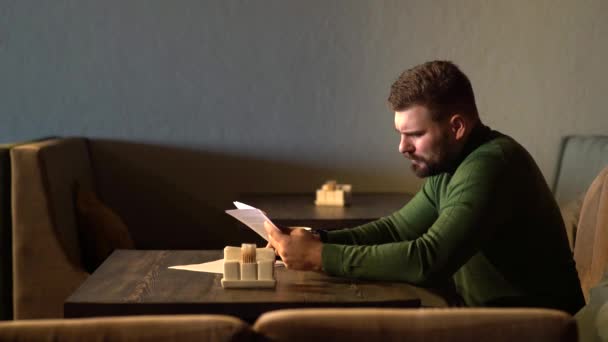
[388,61,478,121]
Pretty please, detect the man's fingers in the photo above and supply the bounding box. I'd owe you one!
[264,220,275,234]
[264,221,286,244]
[264,221,277,244]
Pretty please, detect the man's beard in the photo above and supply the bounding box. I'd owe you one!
[408,137,456,178]
[409,158,438,178]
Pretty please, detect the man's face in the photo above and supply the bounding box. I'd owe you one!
[394,105,456,178]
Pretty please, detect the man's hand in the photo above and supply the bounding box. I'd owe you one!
[264,221,323,272]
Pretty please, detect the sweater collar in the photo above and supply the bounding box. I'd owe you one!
[446,122,493,174]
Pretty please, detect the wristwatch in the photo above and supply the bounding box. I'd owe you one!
[311,229,328,242]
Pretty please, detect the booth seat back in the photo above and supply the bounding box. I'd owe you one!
[553,135,608,250]
[1,138,55,320]
[254,308,577,342]
[574,166,608,303]
[0,314,253,342]
[553,135,608,206]
[0,144,14,321]
[10,138,93,319]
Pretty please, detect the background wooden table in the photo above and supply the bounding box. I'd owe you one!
[240,192,413,229]
[65,250,420,322]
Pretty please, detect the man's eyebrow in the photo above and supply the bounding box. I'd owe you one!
[396,128,424,135]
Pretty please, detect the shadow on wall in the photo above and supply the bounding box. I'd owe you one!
[87,139,401,249]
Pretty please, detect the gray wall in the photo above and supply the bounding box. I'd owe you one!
[2,0,607,195]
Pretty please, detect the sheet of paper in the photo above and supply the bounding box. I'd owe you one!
[170,202,285,274]
[226,202,280,241]
[233,201,257,210]
[168,259,224,274]
[168,259,284,274]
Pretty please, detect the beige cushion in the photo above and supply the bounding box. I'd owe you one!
[574,166,608,303]
[11,138,92,319]
[598,302,608,342]
[560,192,586,250]
[0,315,253,342]
[75,186,135,273]
[254,308,576,342]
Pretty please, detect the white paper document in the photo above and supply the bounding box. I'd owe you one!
[168,259,285,274]
[169,202,286,274]
[168,259,224,274]
[225,201,280,241]
[233,201,257,210]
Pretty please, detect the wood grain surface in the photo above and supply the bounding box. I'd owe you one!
[65,250,420,322]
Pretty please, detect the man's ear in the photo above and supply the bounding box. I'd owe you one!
[449,114,467,140]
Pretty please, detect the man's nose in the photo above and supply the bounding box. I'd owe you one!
[399,136,414,154]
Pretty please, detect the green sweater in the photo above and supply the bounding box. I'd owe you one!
[322,125,585,314]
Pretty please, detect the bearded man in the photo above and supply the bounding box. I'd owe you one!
[265,61,584,315]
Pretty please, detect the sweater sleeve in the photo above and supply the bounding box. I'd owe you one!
[322,154,510,286]
[325,185,439,245]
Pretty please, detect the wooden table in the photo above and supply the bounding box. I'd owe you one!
[65,250,420,322]
[240,193,413,229]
